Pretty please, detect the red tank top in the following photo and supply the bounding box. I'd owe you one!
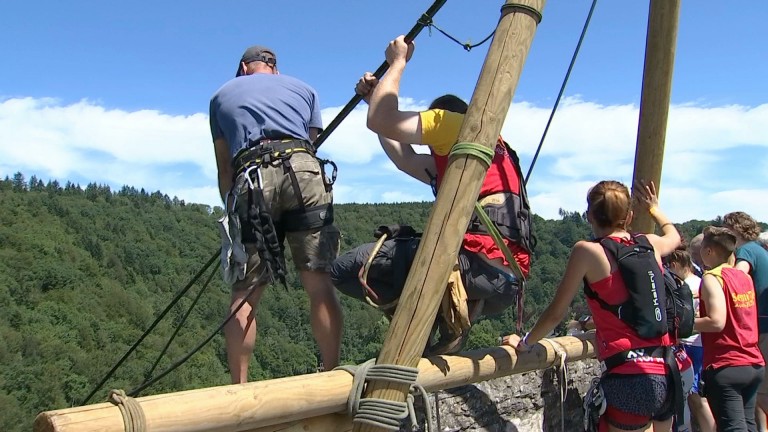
[585,237,672,375]
[432,138,530,276]
[701,266,764,370]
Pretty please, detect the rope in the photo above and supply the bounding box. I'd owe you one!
[525,0,598,184]
[82,249,219,405]
[541,338,569,432]
[337,360,434,432]
[449,142,495,168]
[418,2,543,52]
[143,259,220,382]
[108,389,147,432]
[128,276,261,397]
[359,233,398,312]
[419,15,495,52]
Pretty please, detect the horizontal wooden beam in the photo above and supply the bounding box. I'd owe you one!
[35,334,595,432]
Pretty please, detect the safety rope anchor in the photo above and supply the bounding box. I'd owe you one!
[337,359,435,432]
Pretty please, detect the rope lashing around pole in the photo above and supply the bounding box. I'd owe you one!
[337,359,434,432]
[108,389,147,432]
[449,142,495,168]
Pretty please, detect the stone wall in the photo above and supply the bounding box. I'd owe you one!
[418,359,602,432]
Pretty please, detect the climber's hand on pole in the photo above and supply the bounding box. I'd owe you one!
[355,72,379,103]
[385,35,415,66]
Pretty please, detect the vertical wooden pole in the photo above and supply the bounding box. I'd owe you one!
[630,0,680,233]
[353,1,546,431]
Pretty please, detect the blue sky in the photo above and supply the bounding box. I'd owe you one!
[1,0,767,223]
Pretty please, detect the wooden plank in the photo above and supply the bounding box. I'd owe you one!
[630,0,681,233]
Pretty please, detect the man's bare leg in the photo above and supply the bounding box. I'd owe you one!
[300,270,343,369]
[224,285,266,384]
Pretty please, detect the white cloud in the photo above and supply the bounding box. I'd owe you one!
[1,96,766,224]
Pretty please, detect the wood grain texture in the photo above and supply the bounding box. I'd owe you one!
[631,0,681,233]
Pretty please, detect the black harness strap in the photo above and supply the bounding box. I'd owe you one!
[281,157,306,212]
[233,138,333,286]
[280,204,334,233]
[602,346,684,431]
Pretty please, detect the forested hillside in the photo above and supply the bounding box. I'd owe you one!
[0,173,724,431]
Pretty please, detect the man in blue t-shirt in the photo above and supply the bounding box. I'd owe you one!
[724,211,768,430]
[209,45,342,383]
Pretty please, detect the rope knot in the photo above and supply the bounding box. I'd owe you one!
[108,389,147,432]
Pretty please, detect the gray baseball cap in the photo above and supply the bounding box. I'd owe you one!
[235,45,277,77]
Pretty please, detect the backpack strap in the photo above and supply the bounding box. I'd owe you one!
[582,237,627,316]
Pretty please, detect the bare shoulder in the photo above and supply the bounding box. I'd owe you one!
[571,240,602,261]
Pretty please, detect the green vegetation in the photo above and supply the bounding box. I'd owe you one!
[0,173,738,431]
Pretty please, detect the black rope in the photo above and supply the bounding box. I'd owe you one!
[128,273,263,397]
[525,0,598,185]
[423,19,496,52]
[81,249,219,406]
[142,259,220,383]
[420,2,544,52]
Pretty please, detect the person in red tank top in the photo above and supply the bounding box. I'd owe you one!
[696,226,764,431]
[502,180,683,432]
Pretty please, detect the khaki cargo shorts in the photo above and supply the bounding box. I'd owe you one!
[232,151,340,290]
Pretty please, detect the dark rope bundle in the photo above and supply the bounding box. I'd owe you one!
[247,185,287,287]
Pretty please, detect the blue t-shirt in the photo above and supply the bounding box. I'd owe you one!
[209,74,323,157]
[736,241,768,332]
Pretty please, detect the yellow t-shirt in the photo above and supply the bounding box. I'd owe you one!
[419,109,464,156]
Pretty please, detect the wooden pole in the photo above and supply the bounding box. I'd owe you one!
[630,0,680,233]
[35,334,595,432]
[353,2,545,430]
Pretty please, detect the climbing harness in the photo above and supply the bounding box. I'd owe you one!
[232,138,336,286]
[449,140,533,333]
[337,359,434,432]
[583,376,606,432]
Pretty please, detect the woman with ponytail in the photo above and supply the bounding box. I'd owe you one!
[504,180,683,432]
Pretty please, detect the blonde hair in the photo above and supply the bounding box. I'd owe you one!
[587,181,631,229]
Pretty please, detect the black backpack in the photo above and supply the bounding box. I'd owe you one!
[584,235,672,339]
[663,267,695,340]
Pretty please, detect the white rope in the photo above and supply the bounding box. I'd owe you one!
[541,338,568,432]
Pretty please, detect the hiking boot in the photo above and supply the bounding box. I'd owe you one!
[423,318,469,356]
